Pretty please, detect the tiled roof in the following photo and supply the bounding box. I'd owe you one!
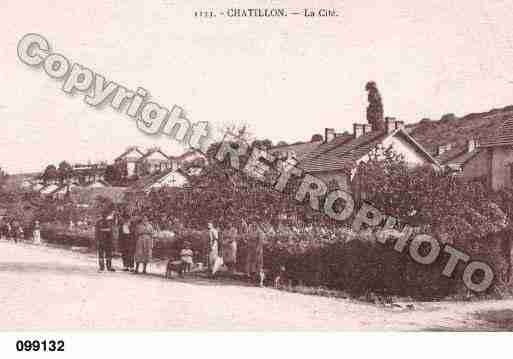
[299,131,388,173]
[269,140,323,160]
[408,105,513,155]
[296,127,439,174]
[480,116,513,147]
[300,134,354,163]
[176,149,205,161]
[447,150,482,167]
[115,147,144,161]
[129,169,190,192]
[137,149,175,162]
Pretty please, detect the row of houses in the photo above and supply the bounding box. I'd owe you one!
[14,104,513,205]
[20,147,205,201]
[269,105,513,193]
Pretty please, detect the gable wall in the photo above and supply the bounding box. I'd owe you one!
[460,149,491,183]
[381,134,429,167]
[491,146,513,190]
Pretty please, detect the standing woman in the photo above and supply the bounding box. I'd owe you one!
[245,221,258,277]
[207,222,220,275]
[6,220,12,242]
[11,219,19,243]
[33,220,42,245]
[223,223,238,273]
[118,215,132,271]
[134,216,155,274]
[254,223,266,286]
[127,215,138,272]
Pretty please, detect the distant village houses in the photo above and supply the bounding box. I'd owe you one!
[10,83,513,202]
[18,146,205,202]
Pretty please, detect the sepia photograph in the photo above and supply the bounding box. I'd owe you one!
[1,0,513,356]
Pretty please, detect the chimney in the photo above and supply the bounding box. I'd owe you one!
[353,124,364,138]
[385,117,397,133]
[324,128,335,143]
[467,139,478,153]
[438,143,452,156]
[363,124,373,134]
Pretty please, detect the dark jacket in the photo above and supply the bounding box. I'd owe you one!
[95,218,113,242]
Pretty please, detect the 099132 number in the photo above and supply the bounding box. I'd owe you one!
[16,339,64,352]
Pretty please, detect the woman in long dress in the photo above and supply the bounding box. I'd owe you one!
[245,222,265,279]
[208,222,221,275]
[222,225,238,272]
[33,220,42,245]
[134,216,155,274]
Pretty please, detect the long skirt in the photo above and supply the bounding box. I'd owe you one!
[245,240,263,275]
[223,240,237,265]
[209,241,223,274]
[33,230,41,245]
[134,235,152,264]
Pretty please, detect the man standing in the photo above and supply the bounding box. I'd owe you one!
[95,210,116,272]
[118,215,133,272]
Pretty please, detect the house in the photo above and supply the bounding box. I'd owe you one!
[129,168,190,193]
[297,118,439,192]
[135,148,177,177]
[72,163,107,184]
[478,115,513,190]
[176,149,206,163]
[176,149,207,175]
[114,146,145,177]
[408,105,513,190]
[269,138,323,162]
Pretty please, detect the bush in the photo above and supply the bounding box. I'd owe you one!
[240,228,508,300]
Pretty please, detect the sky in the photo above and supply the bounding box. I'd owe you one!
[1,0,513,173]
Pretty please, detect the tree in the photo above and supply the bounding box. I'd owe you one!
[365,81,384,131]
[42,164,58,184]
[58,161,73,184]
[355,145,507,240]
[252,138,273,150]
[104,165,117,184]
[440,113,456,123]
[0,167,8,189]
[104,161,128,184]
[311,134,323,142]
[0,167,12,203]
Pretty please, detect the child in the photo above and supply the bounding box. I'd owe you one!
[180,242,194,275]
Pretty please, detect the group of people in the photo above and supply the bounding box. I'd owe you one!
[93,206,352,284]
[95,210,156,273]
[0,218,41,244]
[95,208,228,277]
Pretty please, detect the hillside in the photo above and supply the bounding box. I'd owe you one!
[407,105,513,156]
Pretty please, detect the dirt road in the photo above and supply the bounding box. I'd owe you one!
[0,240,512,330]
